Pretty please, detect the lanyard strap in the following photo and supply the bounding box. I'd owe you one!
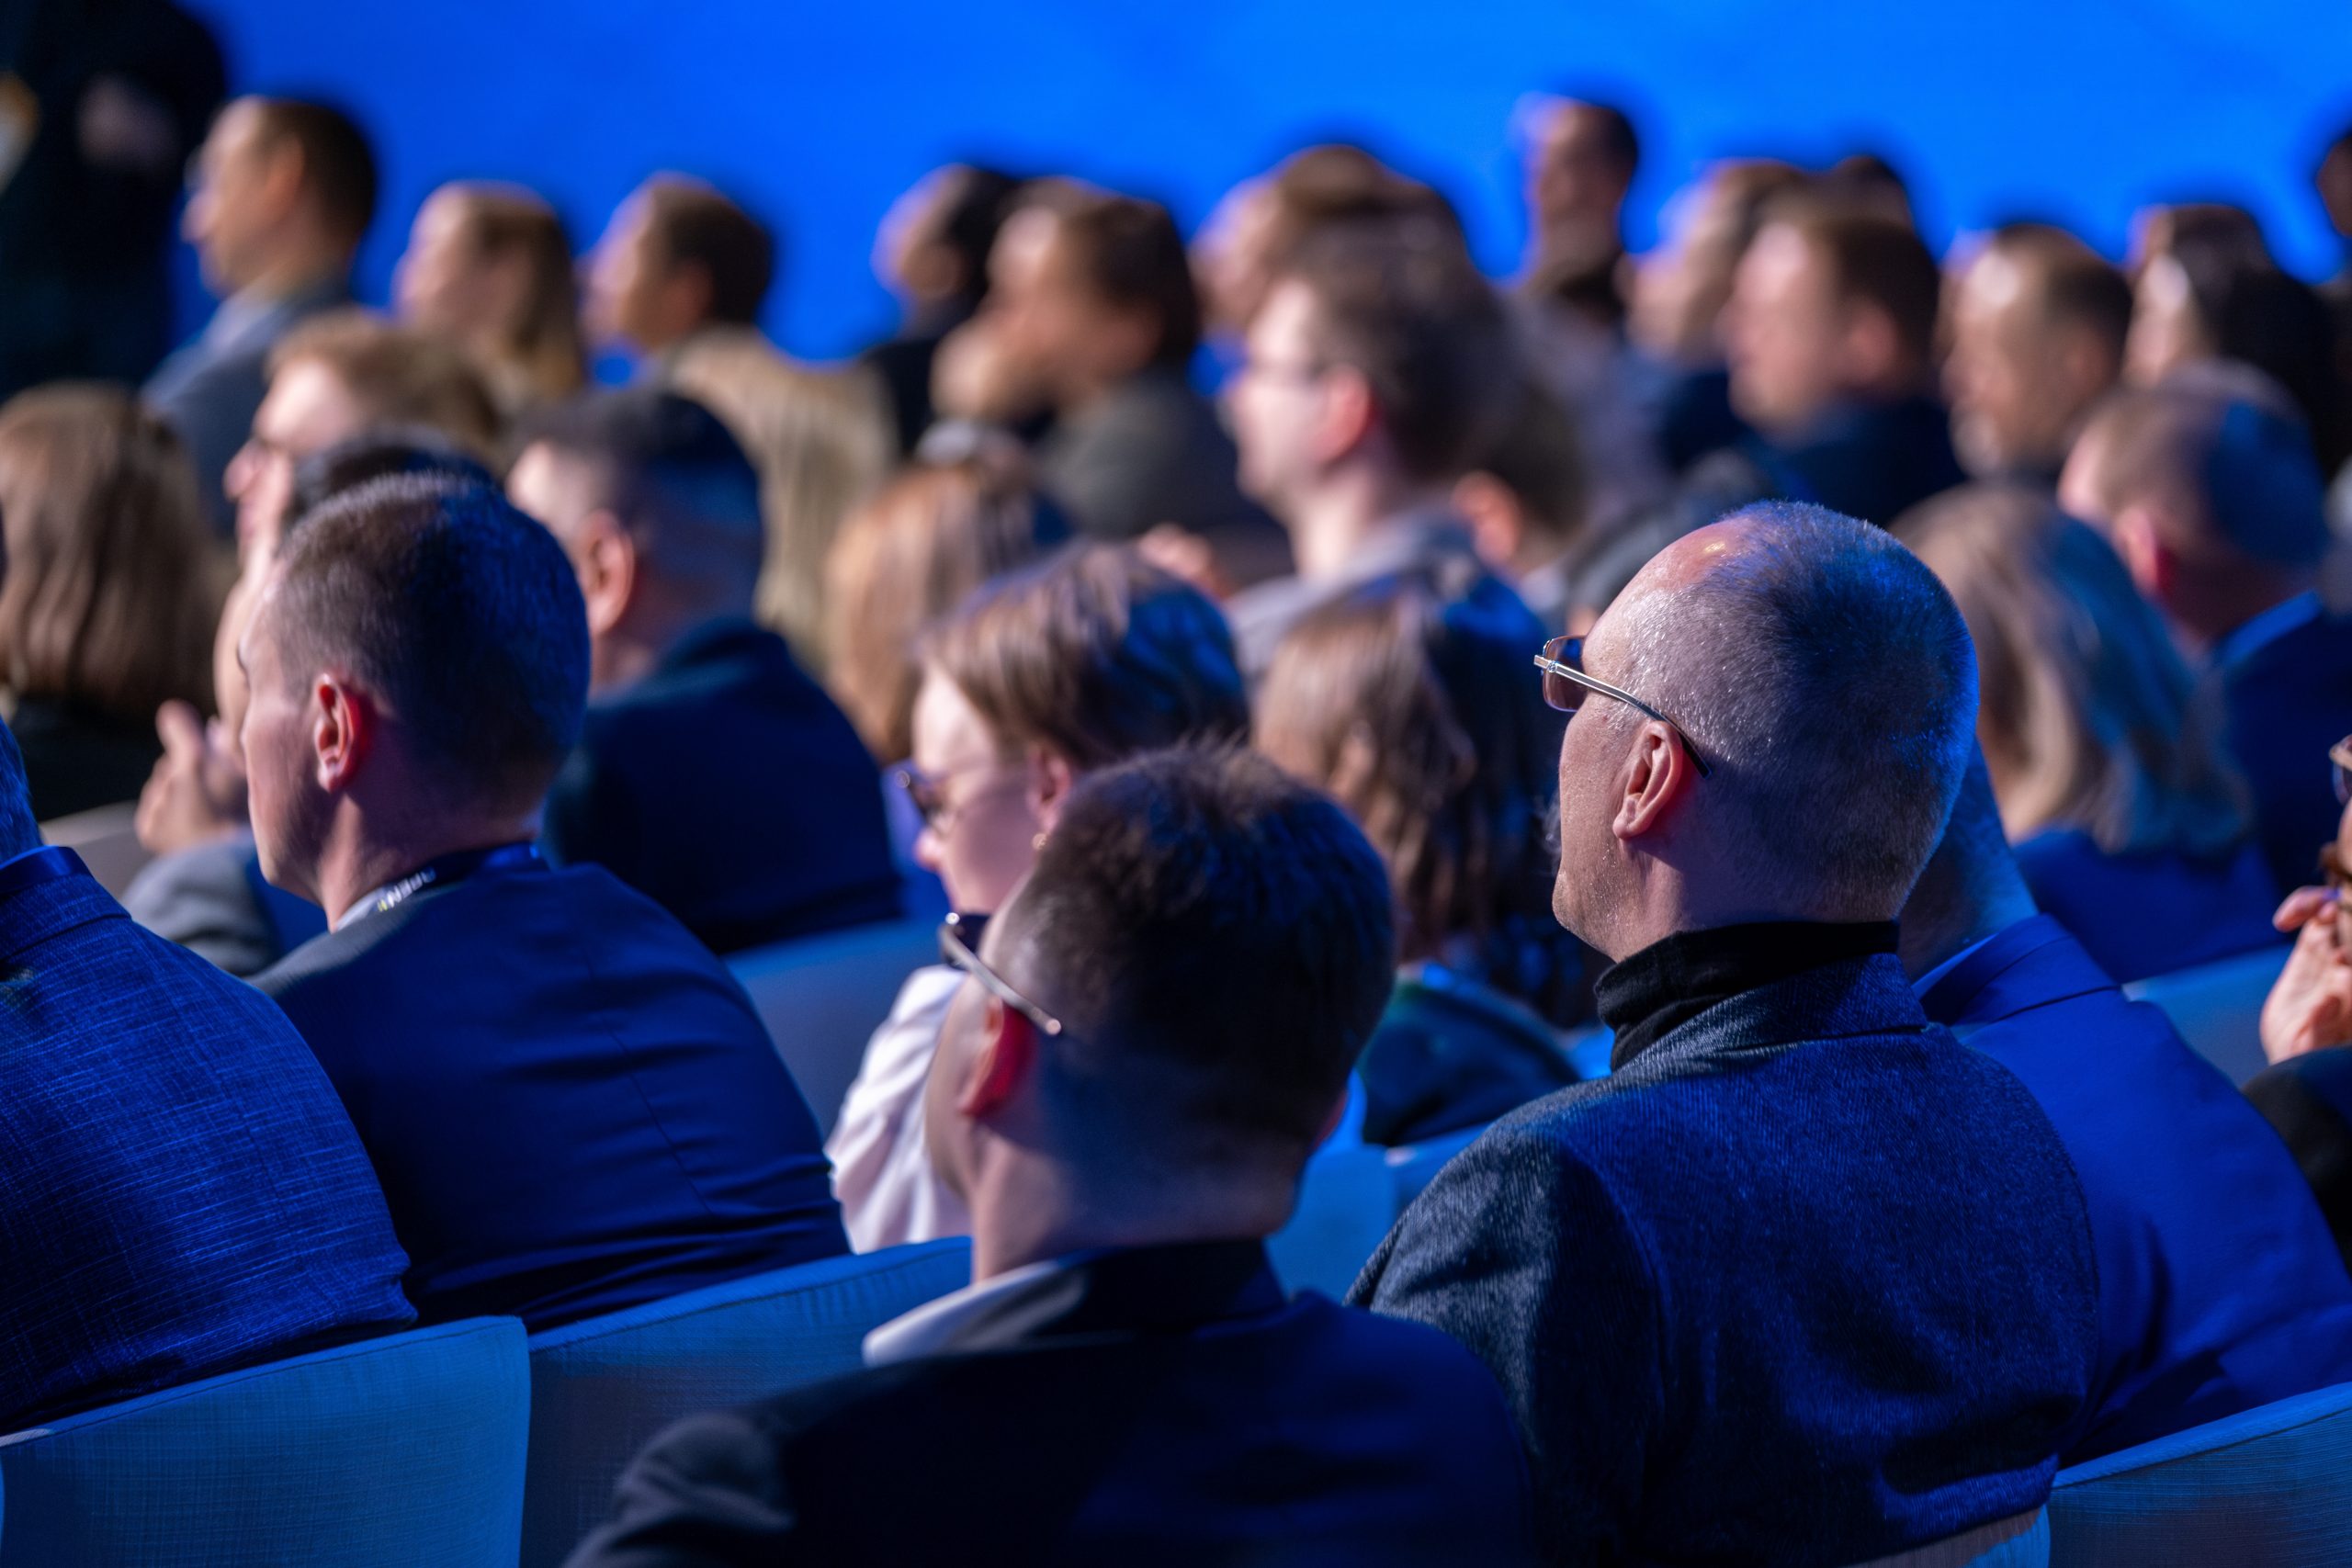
[342,842,541,931]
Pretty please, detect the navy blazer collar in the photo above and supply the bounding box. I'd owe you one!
[1615,949,1938,1079]
[917,1240,1286,1358]
[1917,914,2116,1032]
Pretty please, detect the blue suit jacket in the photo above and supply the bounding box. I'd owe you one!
[0,848,411,1429]
[2012,829,2283,984]
[542,619,900,955]
[255,855,848,1330]
[1923,915,2352,1461]
[566,1241,1538,1567]
[2215,602,2352,896]
[1352,952,2098,1567]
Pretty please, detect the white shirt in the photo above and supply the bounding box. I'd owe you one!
[826,964,971,1253]
[861,1254,1076,1366]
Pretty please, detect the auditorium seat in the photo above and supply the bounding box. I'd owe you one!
[2046,1380,2352,1565]
[2122,944,2290,1086]
[519,1237,971,1568]
[726,914,941,1137]
[0,1316,529,1567]
[38,802,150,901]
[1268,1141,1396,1297]
[1850,1509,2048,1566]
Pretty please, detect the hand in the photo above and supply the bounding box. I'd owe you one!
[2260,886,2352,1063]
[134,701,250,858]
[1136,524,1233,601]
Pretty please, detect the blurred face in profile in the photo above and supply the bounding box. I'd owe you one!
[984,208,1144,402]
[394,187,526,350]
[1724,223,1849,437]
[2126,254,2211,385]
[183,100,283,295]
[1193,175,1277,338]
[1630,178,1738,365]
[224,355,368,563]
[907,668,1045,916]
[236,582,329,902]
[1946,246,2101,479]
[584,188,696,354]
[1227,278,1332,516]
[1525,101,1630,242]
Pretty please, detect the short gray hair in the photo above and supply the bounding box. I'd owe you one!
[1615,502,1978,914]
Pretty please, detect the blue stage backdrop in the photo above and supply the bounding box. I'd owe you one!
[178,0,2352,363]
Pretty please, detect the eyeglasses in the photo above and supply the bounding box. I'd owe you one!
[1532,636,1713,777]
[938,912,1064,1037]
[896,761,1016,832]
[2332,736,2352,806]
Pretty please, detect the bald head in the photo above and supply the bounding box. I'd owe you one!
[1563,502,1977,949]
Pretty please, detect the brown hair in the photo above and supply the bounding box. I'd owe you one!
[437,184,587,409]
[823,453,1063,761]
[1900,483,2250,860]
[640,177,775,327]
[1276,219,1515,482]
[270,310,503,458]
[1988,224,2132,366]
[1769,200,1944,367]
[0,386,222,719]
[249,97,377,244]
[1255,576,1574,1017]
[1026,185,1202,369]
[921,543,1249,770]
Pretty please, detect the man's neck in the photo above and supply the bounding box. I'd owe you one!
[317,817,540,928]
[2183,573,2319,660]
[235,243,348,308]
[1285,471,1455,581]
[966,1159,1291,1281]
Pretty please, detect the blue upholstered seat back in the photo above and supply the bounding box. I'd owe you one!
[520,1237,971,1568]
[0,1316,529,1568]
[2050,1379,2352,1565]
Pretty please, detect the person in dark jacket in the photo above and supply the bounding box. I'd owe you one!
[1353,502,2098,1567]
[567,747,1538,1568]
[243,476,845,1330]
[509,389,900,953]
[1904,756,2352,1461]
[0,708,412,1430]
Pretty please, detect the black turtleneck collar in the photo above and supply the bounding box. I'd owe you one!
[1597,920,1899,1072]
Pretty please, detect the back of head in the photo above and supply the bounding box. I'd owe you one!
[1771,198,1943,372]
[285,429,499,540]
[1465,375,1588,545]
[1899,483,2248,859]
[269,311,503,458]
[998,745,1396,1173]
[266,479,589,816]
[250,97,378,246]
[0,384,220,721]
[922,543,1249,770]
[2072,381,2329,571]
[1616,501,1978,917]
[1257,574,1571,1010]
[1036,186,1202,371]
[823,452,1069,761]
[1274,218,1515,482]
[641,177,775,328]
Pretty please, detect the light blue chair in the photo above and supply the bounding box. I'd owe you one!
[0,1316,529,1567]
[1846,1509,2047,1566]
[520,1238,971,1568]
[2122,944,2290,1087]
[2048,1379,2352,1565]
[1268,1142,1396,1298]
[728,915,941,1137]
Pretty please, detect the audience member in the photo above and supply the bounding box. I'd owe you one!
[939,182,1284,585]
[0,385,221,820]
[585,174,777,372]
[2062,381,2352,894]
[509,389,901,953]
[1517,93,1639,315]
[125,432,496,977]
[1355,502,2098,1565]
[829,545,1249,1251]
[821,448,1069,763]
[1723,201,1967,522]
[1944,225,2131,486]
[1258,576,1583,1144]
[1453,377,1592,631]
[0,0,225,397]
[1900,755,2352,1460]
[568,747,1539,1568]
[1224,219,1524,677]
[0,707,413,1430]
[145,96,375,527]
[241,477,847,1327]
[394,181,587,415]
[1902,484,2278,981]
[865,164,1023,453]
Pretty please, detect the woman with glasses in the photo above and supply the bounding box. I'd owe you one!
[827,544,1250,1251]
[1256,574,1590,1145]
[1902,484,2279,983]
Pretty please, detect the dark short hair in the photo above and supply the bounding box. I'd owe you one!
[1036,188,1202,369]
[1772,202,1943,367]
[1468,377,1587,540]
[927,164,1024,308]
[641,179,775,326]
[1988,225,2132,365]
[1000,745,1396,1164]
[922,544,1249,770]
[515,389,765,589]
[1277,220,1515,482]
[267,479,589,814]
[0,716,41,852]
[1565,98,1640,177]
[2076,384,2330,569]
[251,98,378,243]
[285,429,497,541]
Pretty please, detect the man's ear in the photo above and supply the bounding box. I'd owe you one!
[957,995,1037,1121]
[1029,748,1079,831]
[2110,506,2175,602]
[1316,365,1380,466]
[310,672,375,795]
[1453,471,1526,571]
[575,513,639,637]
[1611,723,1696,843]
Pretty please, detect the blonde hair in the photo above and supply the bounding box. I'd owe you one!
[271,310,503,459]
